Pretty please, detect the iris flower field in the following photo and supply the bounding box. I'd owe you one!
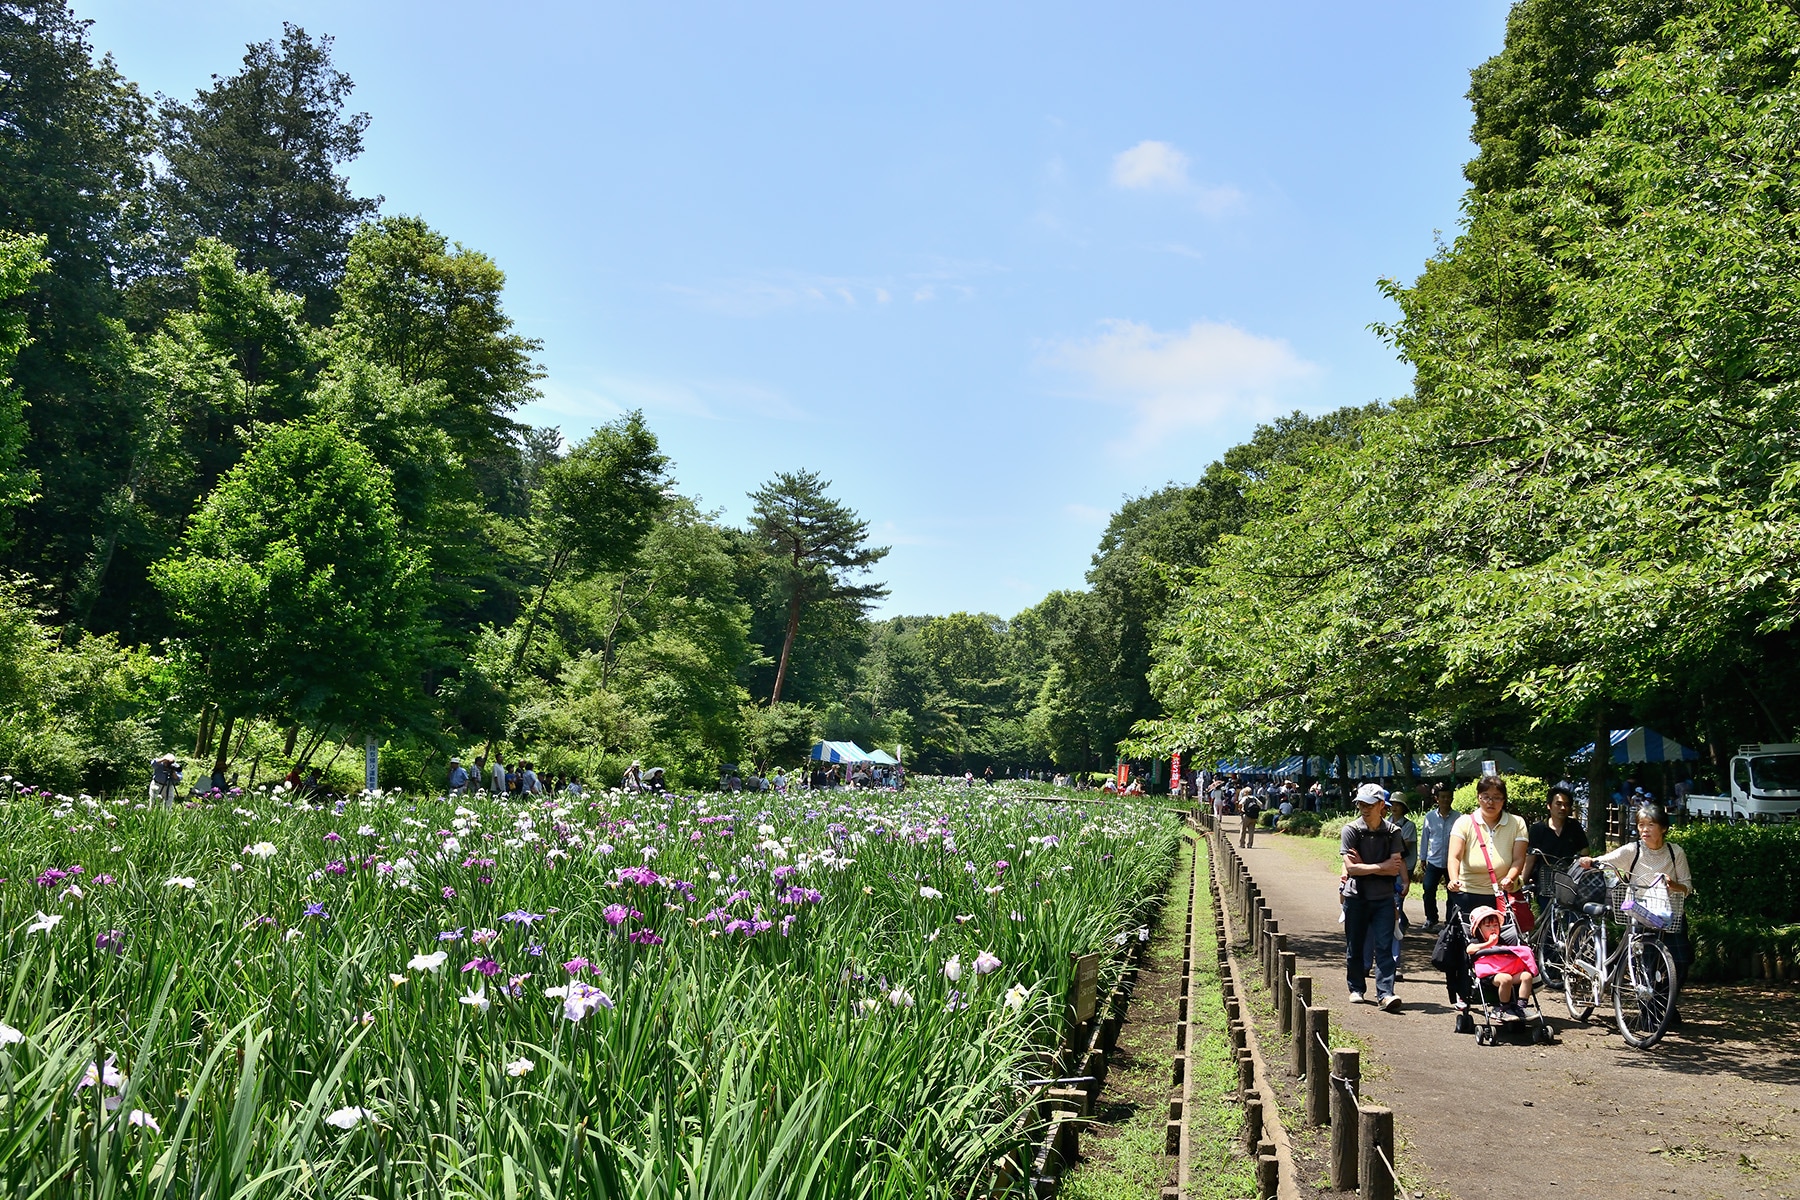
[0,778,1177,1199]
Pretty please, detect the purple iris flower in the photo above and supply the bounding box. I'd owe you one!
[303,902,328,920]
[500,910,544,926]
[96,929,126,954]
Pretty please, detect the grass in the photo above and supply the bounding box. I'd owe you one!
[0,778,1180,1199]
[1060,834,1253,1200]
[1188,837,1258,1200]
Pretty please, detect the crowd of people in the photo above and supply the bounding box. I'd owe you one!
[1061,762,1692,1029]
[1221,772,1693,1030]
[447,755,587,798]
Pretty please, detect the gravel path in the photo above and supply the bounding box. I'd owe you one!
[1233,820,1800,1200]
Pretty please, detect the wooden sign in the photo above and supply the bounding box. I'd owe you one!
[1070,951,1100,1023]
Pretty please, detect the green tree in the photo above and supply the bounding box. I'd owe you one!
[156,24,379,320]
[747,470,888,704]
[1463,0,1689,194]
[0,0,154,607]
[0,234,49,535]
[151,420,429,761]
[508,413,669,679]
[335,215,541,460]
[76,239,324,632]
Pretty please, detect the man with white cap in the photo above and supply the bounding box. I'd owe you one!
[1340,783,1408,1010]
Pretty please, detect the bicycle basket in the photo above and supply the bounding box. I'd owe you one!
[1609,880,1684,930]
[1555,868,1608,910]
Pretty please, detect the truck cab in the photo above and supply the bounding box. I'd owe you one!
[1684,744,1800,822]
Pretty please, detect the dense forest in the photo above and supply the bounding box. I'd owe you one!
[6,0,1796,796]
[1130,0,1800,780]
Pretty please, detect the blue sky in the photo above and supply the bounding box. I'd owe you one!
[83,0,1511,618]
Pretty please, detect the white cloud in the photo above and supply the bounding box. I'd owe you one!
[1110,140,1242,216]
[1044,318,1317,442]
[1112,140,1190,190]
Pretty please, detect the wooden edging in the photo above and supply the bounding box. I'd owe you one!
[1195,820,1299,1200]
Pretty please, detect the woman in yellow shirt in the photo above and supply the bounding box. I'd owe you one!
[1445,775,1531,926]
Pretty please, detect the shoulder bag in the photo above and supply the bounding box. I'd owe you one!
[1474,815,1534,935]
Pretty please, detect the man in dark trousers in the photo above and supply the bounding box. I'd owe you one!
[1341,784,1408,1011]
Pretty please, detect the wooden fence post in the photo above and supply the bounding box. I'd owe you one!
[1359,1106,1395,1200]
[1304,1007,1330,1126]
[1329,1047,1360,1190]
[1277,949,1295,1032]
[1289,976,1311,1076]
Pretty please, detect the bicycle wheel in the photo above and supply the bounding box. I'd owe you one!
[1562,919,1603,1022]
[1614,935,1677,1049]
[1531,905,1564,991]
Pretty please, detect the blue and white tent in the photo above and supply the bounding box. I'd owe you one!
[810,740,873,764]
[1570,727,1698,765]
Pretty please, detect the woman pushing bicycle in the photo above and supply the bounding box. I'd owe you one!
[1577,800,1694,1021]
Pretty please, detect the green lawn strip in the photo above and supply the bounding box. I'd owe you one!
[1187,837,1258,1200]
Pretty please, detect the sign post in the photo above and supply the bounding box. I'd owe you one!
[365,737,379,793]
[1171,751,1182,793]
[1070,951,1100,1023]
[1116,762,1128,789]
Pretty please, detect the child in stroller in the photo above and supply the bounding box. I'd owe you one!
[1436,902,1553,1044]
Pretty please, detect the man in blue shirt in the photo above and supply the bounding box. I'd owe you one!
[448,758,469,794]
[1418,782,1456,932]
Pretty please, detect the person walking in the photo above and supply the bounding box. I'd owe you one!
[491,756,507,796]
[1239,787,1262,848]
[1341,784,1407,1010]
[1525,780,1588,899]
[1419,782,1456,932]
[1445,775,1531,929]
[448,758,469,794]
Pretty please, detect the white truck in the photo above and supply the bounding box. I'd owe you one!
[1682,744,1800,822]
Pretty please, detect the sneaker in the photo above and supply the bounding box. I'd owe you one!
[1500,1004,1524,1023]
[1393,970,1406,983]
[1486,1005,1506,1023]
[1348,991,1366,1005]
[1424,921,1441,933]
[1379,994,1401,1012]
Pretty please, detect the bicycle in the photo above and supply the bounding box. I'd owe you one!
[1558,865,1681,1049]
[1525,849,1581,991]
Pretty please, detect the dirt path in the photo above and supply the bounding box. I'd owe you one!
[1231,819,1800,1200]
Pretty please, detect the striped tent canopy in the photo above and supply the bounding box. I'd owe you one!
[1570,727,1698,765]
[810,740,872,763]
[865,748,899,765]
[1418,748,1528,778]
[1334,754,1412,779]
[1214,757,1280,774]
